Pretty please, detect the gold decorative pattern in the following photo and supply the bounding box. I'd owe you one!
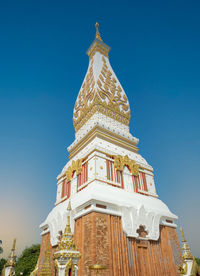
[73,56,130,132]
[113,155,140,176]
[54,259,58,274]
[66,159,83,181]
[40,248,52,276]
[54,201,81,275]
[65,258,75,276]
[87,23,110,60]
[87,41,110,60]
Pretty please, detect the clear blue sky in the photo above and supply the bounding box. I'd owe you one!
[0,0,200,257]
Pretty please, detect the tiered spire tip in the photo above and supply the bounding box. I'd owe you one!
[95,22,102,41]
[180,227,186,242]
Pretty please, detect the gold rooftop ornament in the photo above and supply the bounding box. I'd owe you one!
[179,227,200,275]
[5,238,16,268]
[54,201,81,276]
[180,227,193,260]
[95,22,102,41]
[113,155,140,176]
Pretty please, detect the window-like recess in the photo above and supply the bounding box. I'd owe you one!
[132,172,148,193]
[62,179,71,199]
[106,159,123,187]
[140,172,148,192]
[77,161,88,190]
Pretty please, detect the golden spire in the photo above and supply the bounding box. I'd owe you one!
[67,200,71,211]
[64,200,72,234]
[180,227,186,242]
[5,239,16,267]
[12,238,16,252]
[54,199,81,261]
[180,227,193,260]
[95,22,102,41]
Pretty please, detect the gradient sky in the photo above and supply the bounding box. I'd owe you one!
[0,0,200,258]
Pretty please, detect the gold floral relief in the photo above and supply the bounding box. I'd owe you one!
[97,57,129,114]
[113,155,140,176]
[73,56,130,132]
[66,159,83,181]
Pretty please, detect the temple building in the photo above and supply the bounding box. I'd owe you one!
[37,23,182,275]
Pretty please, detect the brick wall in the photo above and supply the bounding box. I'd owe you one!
[37,213,182,276]
[74,212,182,276]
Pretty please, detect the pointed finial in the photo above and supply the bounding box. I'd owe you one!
[12,238,16,251]
[180,227,186,242]
[95,22,102,41]
[67,200,71,211]
[64,200,72,234]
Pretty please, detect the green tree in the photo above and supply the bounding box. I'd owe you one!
[196,257,200,266]
[15,244,40,276]
[0,258,6,274]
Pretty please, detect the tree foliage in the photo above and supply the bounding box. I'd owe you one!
[0,258,6,274]
[196,257,200,266]
[15,244,40,276]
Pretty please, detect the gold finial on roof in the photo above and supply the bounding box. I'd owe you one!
[180,227,186,242]
[95,22,102,41]
[67,200,71,211]
[5,239,16,268]
[12,238,16,251]
[64,200,72,234]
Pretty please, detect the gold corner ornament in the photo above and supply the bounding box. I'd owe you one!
[66,159,83,181]
[113,155,140,176]
[73,56,130,132]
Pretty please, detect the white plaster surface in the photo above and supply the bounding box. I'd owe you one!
[41,181,177,247]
